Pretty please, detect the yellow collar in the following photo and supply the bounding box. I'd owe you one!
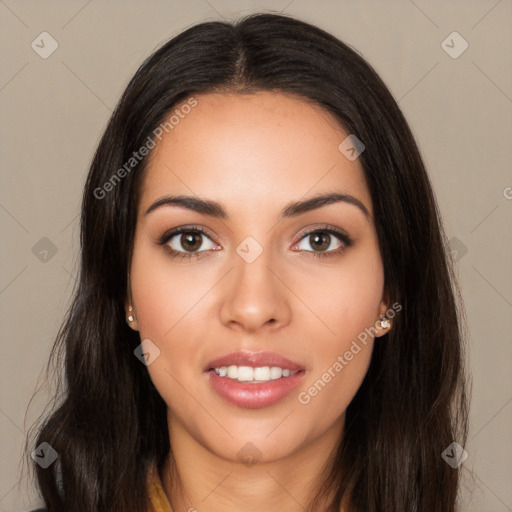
[147,464,173,512]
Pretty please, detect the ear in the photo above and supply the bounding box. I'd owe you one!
[374,289,393,338]
[125,296,139,331]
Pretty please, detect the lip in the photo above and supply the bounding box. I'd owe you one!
[204,351,306,409]
[207,369,305,409]
[205,351,305,372]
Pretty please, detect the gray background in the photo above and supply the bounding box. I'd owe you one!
[1,0,511,510]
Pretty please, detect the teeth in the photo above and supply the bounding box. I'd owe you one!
[237,366,253,382]
[254,367,270,380]
[270,366,282,379]
[213,365,299,382]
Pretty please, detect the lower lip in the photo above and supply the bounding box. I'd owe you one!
[207,370,305,409]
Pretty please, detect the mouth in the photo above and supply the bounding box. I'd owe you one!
[205,351,306,408]
[205,350,305,373]
[210,364,301,382]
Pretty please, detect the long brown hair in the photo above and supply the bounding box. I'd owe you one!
[28,13,470,511]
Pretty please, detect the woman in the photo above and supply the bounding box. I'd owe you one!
[29,13,470,512]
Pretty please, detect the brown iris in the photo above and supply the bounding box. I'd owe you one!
[309,232,330,251]
[180,232,203,252]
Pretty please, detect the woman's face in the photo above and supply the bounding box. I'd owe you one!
[128,91,389,464]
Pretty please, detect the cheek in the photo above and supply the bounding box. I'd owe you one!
[129,242,217,397]
[130,239,214,339]
[296,342,373,435]
[292,245,383,421]
[295,281,379,430]
[129,249,207,426]
[294,244,385,342]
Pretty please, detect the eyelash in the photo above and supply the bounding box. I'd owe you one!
[157,224,353,262]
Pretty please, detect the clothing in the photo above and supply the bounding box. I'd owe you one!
[147,463,348,511]
[147,464,174,511]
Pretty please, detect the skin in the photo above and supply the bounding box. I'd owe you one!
[127,91,390,512]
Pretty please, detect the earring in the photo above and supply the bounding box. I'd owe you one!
[379,316,391,329]
[127,306,134,323]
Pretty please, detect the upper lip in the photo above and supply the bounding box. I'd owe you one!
[205,351,305,372]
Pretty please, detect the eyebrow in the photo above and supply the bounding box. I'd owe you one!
[144,192,370,220]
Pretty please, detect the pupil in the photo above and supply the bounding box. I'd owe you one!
[181,232,201,252]
[310,233,330,251]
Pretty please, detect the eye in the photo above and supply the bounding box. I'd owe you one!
[293,226,352,257]
[157,224,351,261]
[159,226,219,258]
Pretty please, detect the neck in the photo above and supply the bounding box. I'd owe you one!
[161,415,344,512]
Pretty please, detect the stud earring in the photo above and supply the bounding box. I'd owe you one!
[379,316,391,329]
[127,306,134,323]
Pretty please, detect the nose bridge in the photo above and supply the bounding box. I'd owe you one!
[219,243,290,331]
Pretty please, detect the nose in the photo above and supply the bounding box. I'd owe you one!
[218,250,292,333]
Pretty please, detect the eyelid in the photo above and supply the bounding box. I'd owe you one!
[292,224,352,247]
[157,223,352,260]
[157,224,220,249]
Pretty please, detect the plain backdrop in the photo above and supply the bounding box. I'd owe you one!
[0,1,511,510]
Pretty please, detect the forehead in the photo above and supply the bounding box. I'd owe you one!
[139,91,372,216]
